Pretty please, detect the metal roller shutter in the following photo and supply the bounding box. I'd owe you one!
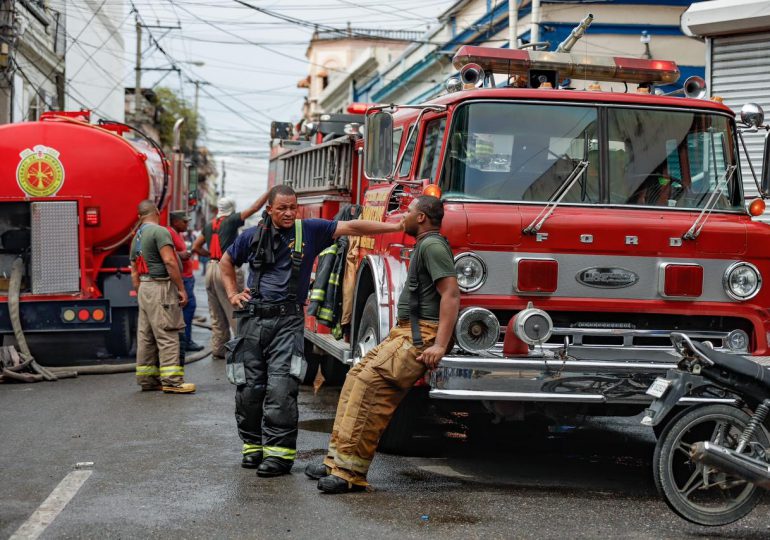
[711,32,770,207]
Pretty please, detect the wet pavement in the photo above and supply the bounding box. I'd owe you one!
[2,274,770,538]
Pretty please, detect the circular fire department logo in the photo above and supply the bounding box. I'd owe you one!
[16,145,65,197]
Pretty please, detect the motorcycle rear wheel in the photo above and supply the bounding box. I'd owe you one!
[653,404,768,526]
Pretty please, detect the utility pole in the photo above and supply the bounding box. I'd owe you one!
[134,15,142,115]
[508,0,518,49]
[221,160,226,197]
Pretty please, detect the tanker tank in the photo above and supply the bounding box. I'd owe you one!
[0,118,167,252]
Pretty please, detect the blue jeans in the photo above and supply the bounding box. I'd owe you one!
[183,276,197,342]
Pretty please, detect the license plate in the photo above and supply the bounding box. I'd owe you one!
[646,377,672,399]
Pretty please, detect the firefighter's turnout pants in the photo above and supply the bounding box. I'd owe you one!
[136,278,186,388]
[323,319,438,487]
[204,260,243,358]
[231,311,305,463]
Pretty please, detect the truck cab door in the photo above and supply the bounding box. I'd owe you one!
[387,114,449,262]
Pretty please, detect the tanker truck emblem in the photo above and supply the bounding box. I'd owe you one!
[16,145,65,197]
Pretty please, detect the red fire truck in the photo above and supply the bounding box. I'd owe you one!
[0,111,195,357]
[270,44,770,452]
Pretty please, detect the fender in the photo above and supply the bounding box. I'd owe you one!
[353,255,390,345]
[352,253,410,345]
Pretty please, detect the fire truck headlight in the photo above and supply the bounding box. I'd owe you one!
[454,253,486,292]
[723,262,762,301]
[455,307,500,353]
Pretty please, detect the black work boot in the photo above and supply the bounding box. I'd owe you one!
[317,474,366,494]
[304,461,330,480]
[256,457,293,478]
[186,340,204,352]
[241,452,262,469]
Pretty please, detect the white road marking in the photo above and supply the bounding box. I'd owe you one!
[9,469,92,540]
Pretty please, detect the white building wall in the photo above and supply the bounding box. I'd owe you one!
[52,0,126,122]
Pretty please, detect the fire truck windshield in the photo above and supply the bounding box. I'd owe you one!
[440,102,743,212]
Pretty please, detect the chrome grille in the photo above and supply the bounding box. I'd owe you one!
[31,202,80,294]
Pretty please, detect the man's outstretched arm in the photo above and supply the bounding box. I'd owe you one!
[333,218,403,239]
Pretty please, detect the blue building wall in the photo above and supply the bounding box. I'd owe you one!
[354,0,703,104]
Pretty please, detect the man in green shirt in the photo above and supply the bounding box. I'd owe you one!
[307,195,460,493]
[129,200,195,394]
[193,194,268,360]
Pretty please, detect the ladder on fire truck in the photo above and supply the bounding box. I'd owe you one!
[278,136,355,193]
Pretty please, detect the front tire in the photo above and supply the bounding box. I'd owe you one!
[653,404,768,526]
[353,293,380,365]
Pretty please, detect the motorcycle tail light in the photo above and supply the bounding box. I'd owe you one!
[516,259,558,293]
[662,264,703,297]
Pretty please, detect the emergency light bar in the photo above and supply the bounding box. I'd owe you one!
[452,46,680,85]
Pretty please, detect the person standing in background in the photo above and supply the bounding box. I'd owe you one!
[192,194,268,361]
[130,200,195,394]
[167,211,203,352]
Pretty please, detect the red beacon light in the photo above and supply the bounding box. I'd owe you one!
[347,103,377,115]
[452,45,680,87]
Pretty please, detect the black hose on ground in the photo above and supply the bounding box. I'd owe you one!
[8,258,77,380]
[8,259,212,377]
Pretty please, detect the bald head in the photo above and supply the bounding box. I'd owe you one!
[137,200,159,223]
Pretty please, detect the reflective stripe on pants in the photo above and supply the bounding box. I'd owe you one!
[323,320,438,486]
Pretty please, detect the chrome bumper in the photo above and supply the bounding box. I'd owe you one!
[429,346,737,405]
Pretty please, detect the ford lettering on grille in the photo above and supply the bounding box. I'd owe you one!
[576,267,639,289]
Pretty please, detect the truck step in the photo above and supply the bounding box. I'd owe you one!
[305,330,351,364]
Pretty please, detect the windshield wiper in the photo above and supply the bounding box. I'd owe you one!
[523,160,590,234]
[683,164,737,240]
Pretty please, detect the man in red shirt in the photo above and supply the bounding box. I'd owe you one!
[168,211,203,352]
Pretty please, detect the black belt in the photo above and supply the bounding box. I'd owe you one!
[234,302,303,319]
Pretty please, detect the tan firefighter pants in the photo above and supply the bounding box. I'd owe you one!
[205,260,243,358]
[136,279,186,388]
[323,319,439,487]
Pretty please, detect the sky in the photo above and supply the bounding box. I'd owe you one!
[112,0,457,209]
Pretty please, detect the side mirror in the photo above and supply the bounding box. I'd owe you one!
[741,103,765,128]
[188,166,199,209]
[364,111,394,180]
[761,132,770,197]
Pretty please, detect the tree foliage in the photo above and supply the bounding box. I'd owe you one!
[155,87,202,153]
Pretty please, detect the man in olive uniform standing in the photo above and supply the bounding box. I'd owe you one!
[220,185,402,477]
[130,200,195,394]
[307,195,460,492]
[193,194,268,360]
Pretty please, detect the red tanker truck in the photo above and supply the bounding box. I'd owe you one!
[270,42,770,454]
[0,111,194,356]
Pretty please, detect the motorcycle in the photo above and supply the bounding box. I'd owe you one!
[642,332,770,526]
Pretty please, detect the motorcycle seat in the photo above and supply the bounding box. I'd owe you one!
[690,340,770,387]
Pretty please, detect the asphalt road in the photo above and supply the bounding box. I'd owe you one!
[2,274,769,539]
[2,345,770,539]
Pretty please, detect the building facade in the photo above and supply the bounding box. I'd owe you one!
[54,0,126,122]
[300,27,423,119]
[352,0,705,105]
[0,0,66,124]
